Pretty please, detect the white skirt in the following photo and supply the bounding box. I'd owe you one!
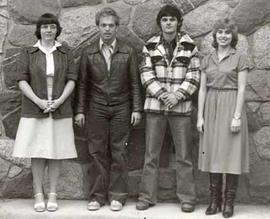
[13,115,77,159]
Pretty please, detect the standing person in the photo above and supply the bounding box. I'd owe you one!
[74,7,143,211]
[197,18,249,218]
[136,4,200,212]
[13,13,78,212]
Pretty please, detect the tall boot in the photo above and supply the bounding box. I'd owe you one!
[223,174,239,218]
[205,173,222,215]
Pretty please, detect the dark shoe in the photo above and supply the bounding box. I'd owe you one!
[181,203,195,213]
[222,174,239,218]
[136,201,151,210]
[205,173,222,215]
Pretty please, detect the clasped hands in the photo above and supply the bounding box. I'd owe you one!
[160,92,179,109]
[37,99,62,113]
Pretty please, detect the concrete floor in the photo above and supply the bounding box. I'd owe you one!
[0,199,269,219]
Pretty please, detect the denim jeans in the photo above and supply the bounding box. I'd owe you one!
[86,101,130,205]
[139,113,196,204]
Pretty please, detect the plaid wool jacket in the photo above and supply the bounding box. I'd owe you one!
[140,32,200,115]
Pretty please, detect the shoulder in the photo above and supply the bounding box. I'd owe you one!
[116,39,136,54]
[179,32,197,51]
[145,34,160,50]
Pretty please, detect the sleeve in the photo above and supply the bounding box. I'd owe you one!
[74,48,89,114]
[139,45,167,100]
[238,53,249,72]
[174,46,201,100]
[128,47,143,112]
[17,47,30,82]
[66,48,78,81]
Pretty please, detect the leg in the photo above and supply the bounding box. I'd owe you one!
[31,158,46,212]
[108,102,130,206]
[223,174,239,218]
[87,103,109,206]
[48,159,61,193]
[138,113,167,205]
[168,116,196,210]
[47,159,61,211]
[31,158,46,194]
[205,172,223,215]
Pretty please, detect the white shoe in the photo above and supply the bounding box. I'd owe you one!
[87,200,101,211]
[110,200,123,211]
[34,193,45,212]
[47,193,58,212]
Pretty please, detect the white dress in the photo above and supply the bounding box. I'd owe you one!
[12,41,77,159]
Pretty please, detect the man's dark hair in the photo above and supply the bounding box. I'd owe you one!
[35,13,62,39]
[156,4,183,31]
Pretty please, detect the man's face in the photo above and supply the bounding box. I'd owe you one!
[160,16,178,35]
[98,15,118,44]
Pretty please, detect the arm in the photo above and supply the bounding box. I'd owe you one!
[74,48,89,127]
[140,46,167,100]
[197,72,207,133]
[174,47,200,101]
[231,69,248,133]
[19,80,48,110]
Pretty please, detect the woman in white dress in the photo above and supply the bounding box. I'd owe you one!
[13,13,78,212]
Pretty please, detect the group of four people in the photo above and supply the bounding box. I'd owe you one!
[12,4,249,218]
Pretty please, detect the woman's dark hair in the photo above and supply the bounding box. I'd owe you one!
[156,4,183,31]
[35,13,62,39]
[95,7,120,26]
[212,18,238,49]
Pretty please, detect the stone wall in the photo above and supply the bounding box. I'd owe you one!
[0,0,270,203]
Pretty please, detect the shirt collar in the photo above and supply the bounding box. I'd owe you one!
[33,40,62,54]
[99,38,116,51]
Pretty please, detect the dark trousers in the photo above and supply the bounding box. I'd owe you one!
[86,101,130,205]
[139,113,196,204]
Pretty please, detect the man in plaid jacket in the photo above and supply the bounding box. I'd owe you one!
[136,4,200,212]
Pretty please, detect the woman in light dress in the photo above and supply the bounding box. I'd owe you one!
[197,18,249,218]
[13,13,77,212]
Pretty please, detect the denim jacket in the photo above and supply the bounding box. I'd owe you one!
[17,44,78,119]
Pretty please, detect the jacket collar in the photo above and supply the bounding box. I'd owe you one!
[90,38,128,54]
[210,47,236,63]
[29,40,66,54]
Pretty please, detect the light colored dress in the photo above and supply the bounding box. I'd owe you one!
[198,48,249,174]
[13,41,77,159]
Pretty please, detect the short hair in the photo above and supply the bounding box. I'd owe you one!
[156,4,183,31]
[35,13,62,40]
[212,18,238,49]
[95,7,120,26]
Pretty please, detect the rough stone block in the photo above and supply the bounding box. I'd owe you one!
[0,15,8,54]
[253,127,270,160]
[8,24,36,47]
[232,0,270,34]
[60,0,102,8]
[9,0,60,24]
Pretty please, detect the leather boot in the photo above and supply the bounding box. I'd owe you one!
[223,174,239,218]
[205,173,222,215]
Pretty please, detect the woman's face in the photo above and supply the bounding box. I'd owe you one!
[40,23,57,41]
[216,28,232,48]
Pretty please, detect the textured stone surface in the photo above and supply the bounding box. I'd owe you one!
[0,0,7,6]
[251,24,270,69]
[60,0,102,8]
[9,0,60,24]
[0,92,21,117]
[0,139,30,168]
[182,0,231,37]
[132,0,161,40]
[3,48,21,90]
[8,24,36,47]
[2,107,20,139]
[253,127,270,160]
[8,165,22,178]
[0,15,8,53]
[0,157,10,180]
[232,0,270,34]
[246,70,270,102]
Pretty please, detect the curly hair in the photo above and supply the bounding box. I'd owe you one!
[35,13,62,40]
[212,18,238,49]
